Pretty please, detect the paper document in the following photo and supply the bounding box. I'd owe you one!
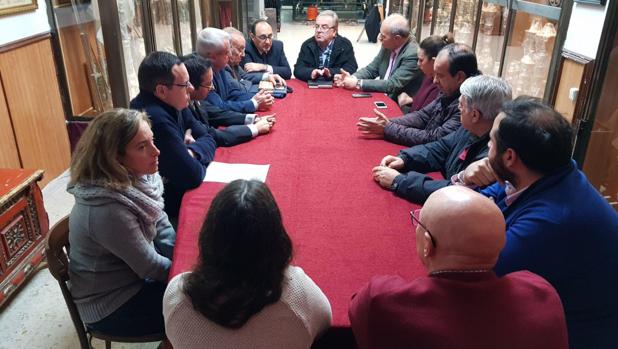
[203,161,270,183]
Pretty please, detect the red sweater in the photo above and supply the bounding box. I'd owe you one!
[349,271,568,349]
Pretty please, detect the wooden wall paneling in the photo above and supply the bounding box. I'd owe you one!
[553,58,584,123]
[0,38,71,187]
[0,76,21,168]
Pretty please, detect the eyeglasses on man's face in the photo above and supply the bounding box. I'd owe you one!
[256,34,273,41]
[314,24,334,32]
[410,209,436,247]
[200,81,215,91]
[167,81,193,90]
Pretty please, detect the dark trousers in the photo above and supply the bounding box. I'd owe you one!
[86,280,166,336]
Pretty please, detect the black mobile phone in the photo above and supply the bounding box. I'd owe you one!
[374,101,388,109]
[352,93,372,98]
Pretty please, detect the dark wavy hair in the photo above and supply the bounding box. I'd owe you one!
[183,180,293,328]
[495,96,574,175]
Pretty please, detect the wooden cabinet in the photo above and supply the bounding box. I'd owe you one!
[0,169,49,307]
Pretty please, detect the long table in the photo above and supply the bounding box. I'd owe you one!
[170,79,425,346]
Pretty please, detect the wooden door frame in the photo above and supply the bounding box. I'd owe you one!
[571,0,618,166]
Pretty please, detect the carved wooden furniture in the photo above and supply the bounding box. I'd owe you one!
[0,169,49,307]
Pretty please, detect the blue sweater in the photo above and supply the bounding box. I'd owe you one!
[130,91,217,216]
[482,161,618,349]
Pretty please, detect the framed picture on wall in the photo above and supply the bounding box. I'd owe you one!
[0,0,38,17]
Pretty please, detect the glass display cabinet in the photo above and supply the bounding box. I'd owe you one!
[404,0,566,100]
[49,0,205,110]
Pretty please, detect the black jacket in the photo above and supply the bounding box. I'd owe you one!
[293,35,358,81]
[189,101,253,147]
[391,126,490,204]
[242,39,292,79]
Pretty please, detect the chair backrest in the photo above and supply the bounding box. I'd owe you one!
[45,216,91,349]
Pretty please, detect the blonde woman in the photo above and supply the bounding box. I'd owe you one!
[67,108,174,336]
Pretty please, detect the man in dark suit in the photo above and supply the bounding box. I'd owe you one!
[334,14,423,101]
[223,26,286,89]
[197,27,274,113]
[242,19,292,81]
[182,55,275,147]
[293,10,358,82]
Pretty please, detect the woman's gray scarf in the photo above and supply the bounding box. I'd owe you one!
[67,173,165,240]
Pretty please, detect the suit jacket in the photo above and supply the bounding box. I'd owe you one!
[350,271,568,349]
[189,101,253,147]
[293,35,358,82]
[228,65,259,93]
[391,127,489,204]
[201,101,252,128]
[130,91,216,217]
[206,69,256,113]
[242,39,292,80]
[353,39,423,101]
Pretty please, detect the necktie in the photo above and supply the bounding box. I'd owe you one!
[384,50,398,80]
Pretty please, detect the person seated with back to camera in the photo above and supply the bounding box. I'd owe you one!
[163,180,332,349]
[181,54,276,147]
[333,14,423,102]
[197,27,274,114]
[67,108,175,337]
[223,26,287,92]
[293,10,358,82]
[356,43,480,147]
[372,75,512,204]
[349,186,568,349]
[397,33,454,113]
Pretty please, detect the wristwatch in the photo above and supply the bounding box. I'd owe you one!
[356,79,362,90]
[390,179,399,192]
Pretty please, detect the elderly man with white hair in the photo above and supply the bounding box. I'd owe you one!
[293,10,358,82]
[196,27,273,113]
[334,14,423,101]
[372,75,512,204]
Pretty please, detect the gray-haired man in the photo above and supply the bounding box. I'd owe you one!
[334,14,422,101]
[372,75,513,204]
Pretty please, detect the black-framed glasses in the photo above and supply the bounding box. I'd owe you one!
[167,81,193,89]
[256,34,273,41]
[410,209,436,247]
[314,24,334,32]
[200,82,215,91]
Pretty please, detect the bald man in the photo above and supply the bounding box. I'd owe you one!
[334,14,422,101]
[349,186,568,349]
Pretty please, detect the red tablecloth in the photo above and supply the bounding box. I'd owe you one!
[170,79,424,329]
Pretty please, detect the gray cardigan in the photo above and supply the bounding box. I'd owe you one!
[68,190,174,323]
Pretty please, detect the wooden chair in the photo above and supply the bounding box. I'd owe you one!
[45,216,165,349]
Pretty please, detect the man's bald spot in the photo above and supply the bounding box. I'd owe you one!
[422,186,505,265]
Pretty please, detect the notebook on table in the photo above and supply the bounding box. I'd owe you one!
[308,79,333,89]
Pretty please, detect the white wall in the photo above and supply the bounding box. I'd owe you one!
[563,0,610,59]
[0,1,50,46]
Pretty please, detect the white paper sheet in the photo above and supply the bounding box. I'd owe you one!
[203,161,270,183]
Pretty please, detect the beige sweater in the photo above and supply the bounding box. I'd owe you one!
[163,266,332,349]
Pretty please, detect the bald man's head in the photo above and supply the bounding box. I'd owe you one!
[416,186,505,273]
[379,14,410,50]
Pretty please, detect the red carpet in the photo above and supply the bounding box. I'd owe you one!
[171,79,426,329]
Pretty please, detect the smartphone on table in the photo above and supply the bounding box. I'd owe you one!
[374,101,387,109]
